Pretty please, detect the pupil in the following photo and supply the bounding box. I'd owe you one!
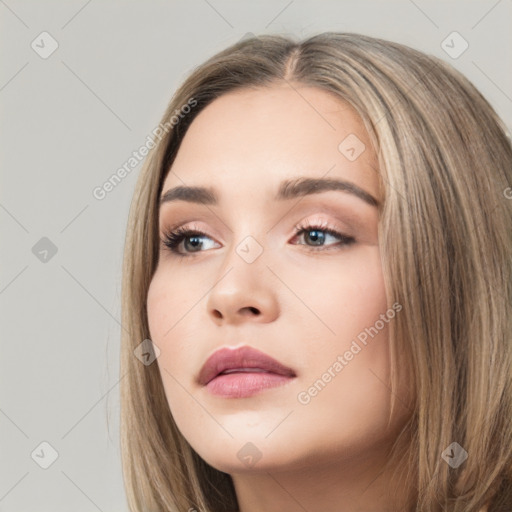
[307,230,324,246]
[185,236,202,251]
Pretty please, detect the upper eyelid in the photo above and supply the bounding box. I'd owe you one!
[162,220,352,245]
[161,220,347,237]
[160,197,371,228]
[161,213,353,234]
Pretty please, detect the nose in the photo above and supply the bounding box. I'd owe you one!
[206,244,279,326]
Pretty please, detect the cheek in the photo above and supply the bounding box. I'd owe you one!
[290,248,399,428]
[147,274,173,352]
[288,247,388,345]
[146,269,198,379]
[146,266,199,345]
[146,271,200,423]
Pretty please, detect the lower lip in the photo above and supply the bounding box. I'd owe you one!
[205,372,294,398]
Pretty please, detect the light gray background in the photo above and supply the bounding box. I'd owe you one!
[1,1,510,510]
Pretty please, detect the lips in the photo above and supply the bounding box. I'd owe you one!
[198,345,296,386]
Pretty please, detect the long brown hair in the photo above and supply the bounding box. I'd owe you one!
[119,32,512,511]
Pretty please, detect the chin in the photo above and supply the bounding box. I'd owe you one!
[190,433,315,475]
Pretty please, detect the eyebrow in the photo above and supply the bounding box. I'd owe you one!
[159,176,379,208]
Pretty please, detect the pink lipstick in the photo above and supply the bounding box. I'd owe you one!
[198,346,296,398]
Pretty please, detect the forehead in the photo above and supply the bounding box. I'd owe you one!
[161,84,380,202]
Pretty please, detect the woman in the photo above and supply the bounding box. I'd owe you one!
[119,32,512,511]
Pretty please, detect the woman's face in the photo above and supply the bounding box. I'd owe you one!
[147,83,413,475]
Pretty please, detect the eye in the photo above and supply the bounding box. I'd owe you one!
[291,220,355,250]
[160,220,356,258]
[161,225,219,257]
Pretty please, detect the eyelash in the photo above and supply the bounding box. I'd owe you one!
[161,220,355,258]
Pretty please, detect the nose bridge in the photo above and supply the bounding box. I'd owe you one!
[205,222,278,324]
[217,229,268,289]
[221,207,269,269]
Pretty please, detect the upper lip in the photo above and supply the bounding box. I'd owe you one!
[198,345,296,386]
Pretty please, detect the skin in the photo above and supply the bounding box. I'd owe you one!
[146,83,415,512]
